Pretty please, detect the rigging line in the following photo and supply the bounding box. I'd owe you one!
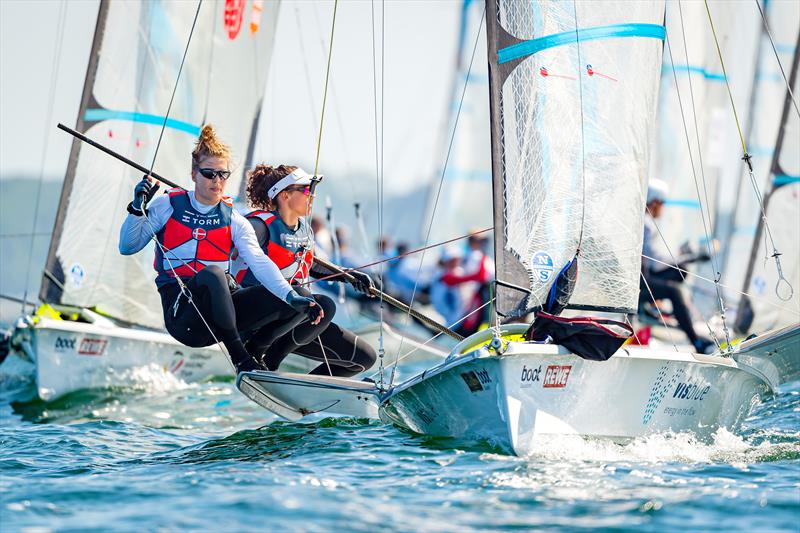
[704,0,791,302]
[643,254,800,317]
[703,0,747,155]
[147,0,202,176]
[371,0,386,389]
[85,0,203,309]
[675,1,732,351]
[311,0,339,179]
[380,0,387,386]
[388,6,487,389]
[299,227,493,288]
[142,209,235,373]
[1,233,52,239]
[639,272,680,353]
[310,4,356,192]
[571,0,587,249]
[754,0,800,119]
[371,297,495,380]
[21,0,67,312]
[664,29,723,349]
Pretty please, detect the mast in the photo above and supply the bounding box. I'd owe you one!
[40,0,109,304]
[735,28,800,333]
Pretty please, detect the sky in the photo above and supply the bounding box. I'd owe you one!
[0,0,464,197]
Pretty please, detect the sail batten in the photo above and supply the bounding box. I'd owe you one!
[487,0,665,318]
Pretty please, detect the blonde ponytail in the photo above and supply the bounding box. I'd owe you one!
[192,124,231,168]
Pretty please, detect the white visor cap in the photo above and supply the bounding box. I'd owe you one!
[646,178,669,204]
[267,168,319,200]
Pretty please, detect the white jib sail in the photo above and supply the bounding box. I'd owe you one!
[42,0,280,329]
[488,0,665,316]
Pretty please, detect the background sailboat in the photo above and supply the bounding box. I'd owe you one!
[2,0,294,400]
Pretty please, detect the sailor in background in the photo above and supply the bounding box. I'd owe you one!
[119,125,322,373]
[232,164,376,377]
[641,179,713,353]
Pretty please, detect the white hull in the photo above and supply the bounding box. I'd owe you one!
[379,325,774,455]
[732,322,800,389]
[1,307,444,402]
[3,315,231,400]
[237,371,381,421]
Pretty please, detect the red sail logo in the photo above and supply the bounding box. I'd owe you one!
[542,365,572,388]
[224,0,245,40]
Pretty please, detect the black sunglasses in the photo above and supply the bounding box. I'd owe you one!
[197,168,232,180]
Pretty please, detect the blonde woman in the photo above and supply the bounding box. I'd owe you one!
[119,126,321,372]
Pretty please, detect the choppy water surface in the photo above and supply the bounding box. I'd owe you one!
[1,363,798,532]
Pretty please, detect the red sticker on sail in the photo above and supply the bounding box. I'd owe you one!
[224,0,245,40]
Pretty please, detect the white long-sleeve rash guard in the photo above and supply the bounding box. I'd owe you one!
[119,191,295,302]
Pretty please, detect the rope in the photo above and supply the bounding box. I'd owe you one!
[638,272,680,353]
[673,3,731,351]
[311,0,339,179]
[371,0,387,389]
[388,6,487,388]
[148,0,203,176]
[299,227,493,288]
[643,253,800,317]
[141,209,234,372]
[22,0,67,311]
[571,0,587,249]
[754,0,800,119]
[703,0,792,303]
[371,297,495,381]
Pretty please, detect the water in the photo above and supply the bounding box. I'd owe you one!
[1,363,799,532]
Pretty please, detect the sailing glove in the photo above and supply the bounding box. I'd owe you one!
[349,270,375,297]
[128,176,160,215]
[286,291,324,324]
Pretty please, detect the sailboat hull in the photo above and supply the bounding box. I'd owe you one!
[3,316,231,400]
[379,340,772,455]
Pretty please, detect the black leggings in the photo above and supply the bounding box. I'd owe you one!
[642,267,700,344]
[262,321,377,378]
[159,266,302,361]
[245,287,337,362]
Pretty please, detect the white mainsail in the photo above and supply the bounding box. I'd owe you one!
[489,0,665,317]
[41,0,280,329]
[726,2,800,333]
[425,0,492,245]
[652,1,761,256]
[737,32,800,333]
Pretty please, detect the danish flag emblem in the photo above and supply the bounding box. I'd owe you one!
[192,228,207,241]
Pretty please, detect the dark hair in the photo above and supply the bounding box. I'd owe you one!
[246,164,298,210]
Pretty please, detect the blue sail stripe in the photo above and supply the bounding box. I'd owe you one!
[661,64,725,82]
[774,174,800,186]
[498,23,665,64]
[84,109,201,135]
[664,199,701,209]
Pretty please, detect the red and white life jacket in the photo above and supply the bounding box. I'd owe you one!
[154,189,234,287]
[231,210,314,286]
